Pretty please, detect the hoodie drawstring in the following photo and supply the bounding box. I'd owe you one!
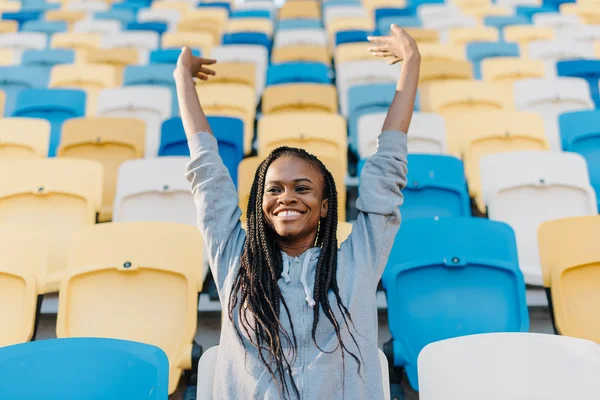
[281,256,291,283]
[300,251,316,308]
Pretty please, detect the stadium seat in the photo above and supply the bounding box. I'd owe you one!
[447,26,499,47]
[335,29,369,46]
[560,25,600,43]
[56,221,204,394]
[210,44,268,101]
[95,9,136,26]
[123,65,177,116]
[197,61,256,89]
[160,116,244,186]
[226,18,274,37]
[557,60,600,109]
[417,43,466,63]
[262,83,337,114]
[419,59,473,84]
[273,28,328,48]
[21,20,67,35]
[138,8,181,28]
[539,216,600,342]
[334,42,373,63]
[0,90,3,117]
[483,15,529,39]
[177,10,227,44]
[0,48,14,65]
[21,49,75,67]
[45,10,87,28]
[272,45,330,65]
[402,28,439,44]
[0,20,18,33]
[222,32,271,51]
[57,117,145,222]
[51,32,102,52]
[0,65,50,117]
[266,62,330,85]
[480,57,545,83]
[559,110,600,209]
[446,111,548,210]
[420,80,514,113]
[324,5,366,27]
[466,42,520,79]
[277,19,323,30]
[0,117,50,159]
[66,1,109,12]
[151,0,192,14]
[278,0,321,20]
[358,112,447,157]
[0,338,170,399]
[382,217,529,391]
[150,48,202,64]
[80,49,140,84]
[231,9,272,19]
[257,112,348,173]
[126,21,169,36]
[0,32,46,52]
[72,19,122,35]
[196,83,255,154]
[11,88,86,157]
[560,3,600,25]
[479,150,597,285]
[514,77,595,150]
[113,157,196,225]
[326,17,374,51]
[525,40,595,77]
[161,32,213,55]
[0,224,47,347]
[0,11,42,27]
[503,25,554,45]
[336,60,400,116]
[49,64,119,96]
[0,158,102,292]
[418,333,600,400]
[101,31,160,51]
[532,12,581,30]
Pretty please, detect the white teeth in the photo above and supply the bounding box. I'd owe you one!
[278,211,301,217]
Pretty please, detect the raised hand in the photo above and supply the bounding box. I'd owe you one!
[174,46,217,81]
[367,24,420,65]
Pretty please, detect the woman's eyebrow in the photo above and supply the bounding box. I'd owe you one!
[265,178,313,185]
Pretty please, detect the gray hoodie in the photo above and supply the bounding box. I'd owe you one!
[185,129,408,400]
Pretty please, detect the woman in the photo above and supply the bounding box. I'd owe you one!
[175,24,420,400]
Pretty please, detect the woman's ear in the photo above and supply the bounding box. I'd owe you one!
[320,198,329,218]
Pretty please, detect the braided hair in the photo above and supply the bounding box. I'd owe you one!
[228,146,362,399]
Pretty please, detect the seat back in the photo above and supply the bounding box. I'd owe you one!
[266,61,330,85]
[420,80,514,113]
[348,82,396,151]
[503,25,554,45]
[57,221,203,394]
[0,65,50,116]
[161,32,213,54]
[51,32,102,51]
[383,217,528,390]
[21,49,75,67]
[273,28,327,48]
[273,45,330,65]
[102,31,160,51]
[0,224,47,347]
[0,117,50,159]
[447,26,498,46]
[419,59,473,84]
[481,57,545,83]
[466,41,520,79]
[262,83,337,114]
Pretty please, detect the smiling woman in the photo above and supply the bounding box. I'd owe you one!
[174,23,420,400]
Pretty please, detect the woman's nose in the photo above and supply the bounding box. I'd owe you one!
[277,190,296,204]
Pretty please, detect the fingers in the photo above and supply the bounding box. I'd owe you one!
[390,24,404,35]
[388,57,402,65]
[367,35,388,45]
[196,74,209,81]
[198,67,216,75]
[371,51,394,58]
[200,58,217,65]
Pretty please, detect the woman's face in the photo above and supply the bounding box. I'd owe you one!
[262,156,329,240]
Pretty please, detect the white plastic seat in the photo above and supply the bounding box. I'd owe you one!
[336,60,401,116]
[417,4,462,22]
[0,32,46,51]
[196,346,391,400]
[235,1,275,11]
[138,9,181,30]
[358,112,447,158]
[418,332,600,400]
[495,0,541,6]
[95,86,172,158]
[479,150,597,285]
[209,45,268,101]
[526,39,595,77]
[324,6,367,26]
[514,77,594,150]
[66,1,108,12]
[273,29,327,49]
[73,20,122,35]
[532,13,581,30]
[101,32,160,51]
[421,13,476,41]
[560,25,600,43]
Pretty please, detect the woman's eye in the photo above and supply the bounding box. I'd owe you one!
[296,186,310,192]
[266,187,280,193]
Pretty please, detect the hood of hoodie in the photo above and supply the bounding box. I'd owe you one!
[280,247,321,309]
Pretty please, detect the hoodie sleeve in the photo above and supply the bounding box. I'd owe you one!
[185,131,246,295]
[339,130,408,283]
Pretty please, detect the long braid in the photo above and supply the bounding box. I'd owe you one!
[228,146,362,399]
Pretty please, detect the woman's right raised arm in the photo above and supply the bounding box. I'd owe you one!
[175,47,246,294]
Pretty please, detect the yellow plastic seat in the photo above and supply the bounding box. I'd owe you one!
[447,26,499,47]
[257,112,347,173]
[0,159,103,293]
[453,0,491,10]
[420,80,514,113]
[0,48,14,65]
[237,156,347,223]
[151,0,191,14]
[50,64,120,91]
[278,0,321,20]
[538,216,600,343]
[334,42,372,64]
[161,32,213,54]
[196,83,256,155]
[0,20,18,33]
[0,2,20,13]
[226,18,273,37]
[0,224,47,347]
[481,57,546,83]
[274,45,330,65]
[196,62,256,90]
[560,3,600,24]
[0,118,50,159]
[51,33,102,51]
[56,221,204,395]
[404,28,439,44]
[327,17,374,50]
[504,26,555,46]
[176,9,228,44]
[463,4,511,19]
[445,111,549,210]
[57,117,145,222]
[78,48,140,80]
[45,10,87,28]
[418,43,466,62]
[419,59,473,84]
[363,0,407,19]
[262,83,338,115]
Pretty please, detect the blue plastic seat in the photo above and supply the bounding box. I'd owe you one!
[557,60,600,109]
[335,30,369,46]
[231,9,271,19]
[322,0,361,8]
[111,2,142,15]
[20,2,60,12]
[0,338,169,400]
[21,19,67,34]
[347,82,397,152]
[126,21,168,35]
[159,117,244,186]
[1,11,42,26]
[277,19,322,30]
[377,16,421,35]
[150,48,202,64]
[11,88,86,157]
[559,110,600,210]
[466,42,520,79]
[123,65,177,115]
[0,66,50,116]
[375,7,415,23]
[542,0,574,9]
[483,15,530,41]
[406,0,444,10]
[95,9,136,25]
[382,217,529,391]
[21,49,75,67]
[222,32,271,51]
[266,62,330,86]
[514,5,557,21]
[197,1,231,13]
